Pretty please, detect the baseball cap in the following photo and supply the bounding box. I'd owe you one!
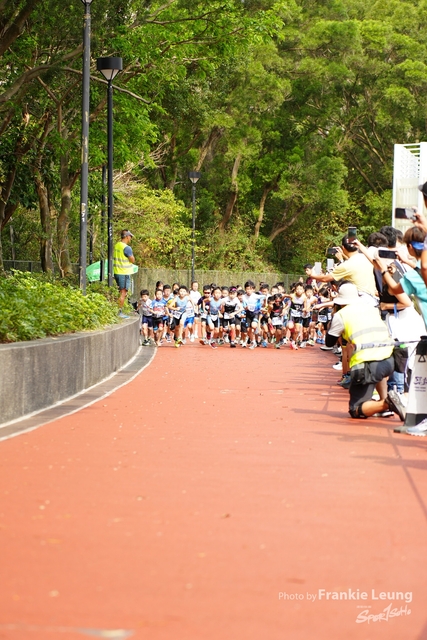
[121,229,134,238]
[418,182,427,197]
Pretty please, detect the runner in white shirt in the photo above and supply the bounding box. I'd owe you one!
[189,281,201,340]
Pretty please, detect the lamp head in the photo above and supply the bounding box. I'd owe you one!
[96,57,123,82]
[189,171,201,184]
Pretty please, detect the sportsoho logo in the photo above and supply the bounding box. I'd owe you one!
[278,589,413,623]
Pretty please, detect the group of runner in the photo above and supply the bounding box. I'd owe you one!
[136,279,335,349]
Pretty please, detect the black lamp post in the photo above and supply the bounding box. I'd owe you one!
[99,164,106,282]
[188,171,201,282]
[79,0,93,294]
[96,56,123,287]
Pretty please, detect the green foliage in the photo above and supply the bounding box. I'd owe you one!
[0,271,122,343]
[1,0,424,275]
[114,182,193,268]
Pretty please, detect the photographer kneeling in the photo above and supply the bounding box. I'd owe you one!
[325,282,405,420]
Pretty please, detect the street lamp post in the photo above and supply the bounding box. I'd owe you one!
[96,57,123,287]
[79,0,93,294]
[99,164,106,282]
[188,171,201,283]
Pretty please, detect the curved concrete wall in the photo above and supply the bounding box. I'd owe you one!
[0,317,140,427]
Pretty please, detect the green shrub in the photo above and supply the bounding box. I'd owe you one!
[0,271,126,343]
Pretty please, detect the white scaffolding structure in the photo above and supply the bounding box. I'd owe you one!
[392,142,427,231]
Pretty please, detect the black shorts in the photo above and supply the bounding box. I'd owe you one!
[245,311,260,326]
[349,356,394,415]
[170,314,184,331]
[221,317,236,330]
[260,315,269,327]
[302,317,311,328]
[207,315,221,329]
[141,315,153,328]
[152,317,164,331]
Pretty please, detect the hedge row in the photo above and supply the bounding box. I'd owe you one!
[0,272,127,343]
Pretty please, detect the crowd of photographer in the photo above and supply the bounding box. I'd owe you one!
[308,182,427,437]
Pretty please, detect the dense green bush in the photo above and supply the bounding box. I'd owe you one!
[0,271,126,343]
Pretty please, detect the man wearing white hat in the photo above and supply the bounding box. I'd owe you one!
[325,282,405,420]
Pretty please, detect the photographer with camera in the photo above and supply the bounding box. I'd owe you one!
[415,182,427,287]
[324,282,404,420]
[314,232,378,306]
[354,234,424,408]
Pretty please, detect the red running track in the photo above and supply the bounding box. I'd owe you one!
[0,342,427,640]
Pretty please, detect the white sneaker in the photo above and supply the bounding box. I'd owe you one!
[406,418,427,436]
[190,335,195,342]
[332,361,343,371]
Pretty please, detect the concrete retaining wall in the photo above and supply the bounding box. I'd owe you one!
[0,317,140,426]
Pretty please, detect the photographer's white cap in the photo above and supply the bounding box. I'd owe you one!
[334,282,359,306]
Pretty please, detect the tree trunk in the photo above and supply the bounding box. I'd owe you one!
[0,165,18,272]
[0,227,3,274]
[57,151,73,276]
[254,184,273,241]
[0,168,17,227]
[166,164,178,191]
[269,208,304,242]
[0,0,41,58]
[219,153,242,230]
[34,171,53,272]
[196,126,224,171]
